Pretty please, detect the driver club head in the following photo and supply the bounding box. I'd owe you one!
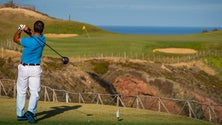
[62,57,69,64]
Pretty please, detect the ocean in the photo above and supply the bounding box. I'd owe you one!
[98,26,221,35]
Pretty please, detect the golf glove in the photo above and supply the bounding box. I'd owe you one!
[18,24,26,31]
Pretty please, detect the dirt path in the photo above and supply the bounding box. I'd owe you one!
[169,60,216,75]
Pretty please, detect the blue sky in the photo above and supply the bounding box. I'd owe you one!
[1,0,222,27]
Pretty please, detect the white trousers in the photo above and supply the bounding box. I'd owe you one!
[16,64,42,117]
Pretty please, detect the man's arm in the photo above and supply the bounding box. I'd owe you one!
[13,30,22,45]
[13,24,29,45]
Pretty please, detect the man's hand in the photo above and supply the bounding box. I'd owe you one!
[14,24,26,44]
[18,24,26,31]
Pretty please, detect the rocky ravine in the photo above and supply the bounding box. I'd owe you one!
[42,57,222,123]
[79,58,222,123]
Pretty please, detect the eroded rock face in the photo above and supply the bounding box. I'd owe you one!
[113,74,157,96]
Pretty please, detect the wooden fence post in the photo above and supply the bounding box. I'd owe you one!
[96,94,104,105]
[208,105,212,121]
[158,98,161,112]
[13,80,16,98]
[44,86,50,102]
[207,105,217,122]
[116,95,125,107]
[136,96,139,109]
[78,93,85,103]
[186,101,196,118]
[157,97,169,113]
[66,92,69,103]
[136,96,145,109]
[52,89,58,102]
[0,80,7,96]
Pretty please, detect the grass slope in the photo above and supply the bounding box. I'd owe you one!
[0,8,107,40]
[0,97,216,125]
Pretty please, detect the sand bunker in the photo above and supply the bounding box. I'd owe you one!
[153,48,197,54]
[44,33,78,38]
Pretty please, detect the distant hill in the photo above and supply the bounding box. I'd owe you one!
[0,1,35,11]
[0,7,108,40]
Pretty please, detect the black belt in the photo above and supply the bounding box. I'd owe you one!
[21,63,40,66]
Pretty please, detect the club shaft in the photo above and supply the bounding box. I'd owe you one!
[25,29,63,58]
[44,43,63,57]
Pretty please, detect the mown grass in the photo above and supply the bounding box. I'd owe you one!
[0,97,216,125]
[42,31,222,58]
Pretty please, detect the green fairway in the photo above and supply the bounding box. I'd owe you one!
[43,31,222,58]
[0,97,216,125]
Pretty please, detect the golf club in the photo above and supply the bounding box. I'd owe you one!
[24,28,69,64]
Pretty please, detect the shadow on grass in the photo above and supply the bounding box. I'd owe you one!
[36,105,81,122]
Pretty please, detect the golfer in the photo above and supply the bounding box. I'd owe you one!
[13,20,45,123]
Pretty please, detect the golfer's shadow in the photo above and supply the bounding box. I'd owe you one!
[36,105,81,122]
